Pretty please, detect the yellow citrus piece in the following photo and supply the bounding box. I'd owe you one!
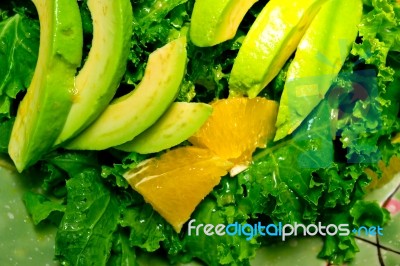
[123,146,233,232]
[123,97,277,231]
[189,97,279,165]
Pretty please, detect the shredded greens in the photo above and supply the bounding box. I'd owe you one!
[0,0,399,265]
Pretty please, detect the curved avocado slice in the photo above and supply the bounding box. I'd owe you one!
[275,0,363,141]
[55,0,133,145]
[190,0,258,47]
[65,37,187,150]
[116,102,212,153]
[229,0,327,98]
[8,0,83,172]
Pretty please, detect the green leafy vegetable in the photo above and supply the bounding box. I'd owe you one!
[175,198,259,266]
[120,204,173,252]
[23,192,65,225]
[124,0,189,85]
[0,118,13,153]
[339,0,400,163]
[318,210,359,262]
[318,200,390,262]
[55,169,120,265]
[0,14,39,114]
[0,12,39,156]
[245,100,333,220]
[350,200,390,228]
[108,231,137,266]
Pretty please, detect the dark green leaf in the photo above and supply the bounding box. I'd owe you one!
[0,117,13,153]
[350,200,390,228]
[177,198,258,266]
[45,150,99,177]
[40,162,67,197]
[318,210,359,263]
[107,231,138,266]
[55,169,120,265]
[242,100,334,221]
[120,204,175,252]
[23,191,65,225]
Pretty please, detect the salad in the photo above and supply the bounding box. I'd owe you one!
[0,0,399,265]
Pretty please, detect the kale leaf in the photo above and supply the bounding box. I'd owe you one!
[0,14,39,118]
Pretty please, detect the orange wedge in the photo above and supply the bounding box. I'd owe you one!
[189,97,279,165]
[123,146,233,232]
[123,97,278,232]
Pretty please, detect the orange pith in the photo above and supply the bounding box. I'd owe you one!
[124,97,279,232]
[189,97,279,165]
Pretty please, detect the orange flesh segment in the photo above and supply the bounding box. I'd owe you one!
[124,97,278,231]
[189,97,279,165]
[124,147,233,232]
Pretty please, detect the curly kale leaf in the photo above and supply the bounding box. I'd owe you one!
[55,169,120,265]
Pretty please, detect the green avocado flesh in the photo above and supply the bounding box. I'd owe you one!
[55,0,133,145]
[229,0,327,98]
[8,0,83,172]
[116,102,212,153]
[274,0,363,141]
[65,37,187,150]
[190,0,258,47]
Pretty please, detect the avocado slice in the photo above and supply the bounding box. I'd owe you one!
[65,37,187,150]
[116,102,212,153]
[190,0,258,47]
[8,0,83,172]
[229,0,327,98]
[55,0,133,145]
[274,0,363,141]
